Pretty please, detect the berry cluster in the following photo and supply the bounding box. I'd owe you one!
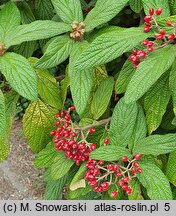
[84,153,142,197]
[129,7,176,68]
[70,20,85,42]
[50,106,97,166]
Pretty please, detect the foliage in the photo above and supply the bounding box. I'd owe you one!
[0,0,176,200]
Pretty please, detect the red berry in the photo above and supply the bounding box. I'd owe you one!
[123,177,130,183]
[55,113,60,119]
[89,127,96,133]
[149,8,154,16]
[132,49,138,55]
[107,164,113,170]
[138,50,147,59]
[102,182,109,191]
[111,191,118,198]
[137,168,142,173]
[65,114,71,121]
[104,138,110,145]
[61,111,66,116]
[122,184,129,191]
[122,156,128,162]
[148,47,154,52]
[119,179,125,186]
[126,188,133,195]
[133,162,139,168]
[72,132,77,137]
[168,33,175,40]
[50,130,56,136]
[99,160,104,165]
[147,41,154,47]
[135,153,141,160]
[55,120,61,126]
[141,40,149,46]
[156,34,164,40]
[112,165,119,172]
[70,106,75,111]
[159,29,166,35]
[166,21,173,26]
[144,16,151,22]
[131,168,136,175]
[129,55,138,63]
[156,8,162,16]
[90,144,96,151]
[144,26,150,33]
[115,172,122,177]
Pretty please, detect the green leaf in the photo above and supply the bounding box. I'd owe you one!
[75,27,151,69]
[125,45,176,104]
[70,163,87,191]
[45,174,68,200]
[166,151,176,186]
[0,138,9,163]
[129,0,143,13]
[18,1,35,23]
[0,89,6,136]
[169,60,176,110]
[0,1,20,37]
[35,0,54,20]
[169,0,176,15]
[90,145,131,161]
[51,0,83,23]
[109,98,138,147]
[36,35,74,69]
[60,68,70,104]
[51,152,74,180]
[69,42,94,116]
[129,104,147,151]
[144,72,170,134]
[128,179,143,200]
[34,142,58,168]
[27,57,63,109]
[133,134,176,156]
[0,52,38,100]
[84,0,128,32]
[5,21,72,47]
[67,184,92,199]
[142,0,170,18]
[91,77,114,120]
[23,99,57,153]
[116,60,135,94]
[137,161,172,200]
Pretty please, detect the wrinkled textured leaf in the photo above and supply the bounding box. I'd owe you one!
[75,27,151,69]
[90,145,132,161]
[109,98,138,147]
[0,52,38,100]
[166,151,176,186]
[169,61,176,110]
[129,0,143,13]
[144,72,170,134]
[35,0,54,20]
[116,60,135,94]
[36,35,74,69]
[34,142,58,168]
[133,134,176,156]
[51,152,74,180]
[0,90,6,136]
[51,0,83,23]
[128,179,143,200]
[5,21,72,47]
[91,77,114,120]
[84,0,129,32]
[137,161,172,200]
[23,99,57,153]
[125,45,176,104]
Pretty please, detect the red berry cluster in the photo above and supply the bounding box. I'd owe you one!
[85,153,142,197]
[50,106,97,166]
[130,7,176,68]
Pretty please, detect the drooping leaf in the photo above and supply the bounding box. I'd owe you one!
[129,0,143,13]
[0,52,38,100]
[166,151,176,186]
[137,161,172,200]
[36,35,74,69]
[91,77,114,120]
[34,142,58,168]
[69,42,94,116]
[109,98,138,147]
[51,0,83,23]
[125,45,176,104]
[144,72,170,134]
[90,145,132,161]
[169,60,176,112]
[51,152,74,180]
[0,1,21,37]
[84,0,129,32]
[5,21,72,47]
[23,99,57,153]
[133,134,176,156]
[75,27,152,69]
[142,0,170,18]
[115,60,135,94]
